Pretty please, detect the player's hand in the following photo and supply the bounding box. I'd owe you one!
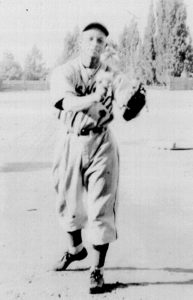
[100,84,113,112]
[101,95,113,113]
[94,69,113,101]
[95,84,108,101]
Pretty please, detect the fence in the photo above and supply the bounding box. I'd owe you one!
[0,80,49,91]
[169,77,193,90]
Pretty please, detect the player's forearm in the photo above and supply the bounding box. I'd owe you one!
[62,93,100,112]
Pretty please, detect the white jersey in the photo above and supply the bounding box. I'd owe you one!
[50,57,131,133]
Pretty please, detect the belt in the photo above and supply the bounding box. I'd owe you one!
[67,127,106,136]
[80,127,106,135]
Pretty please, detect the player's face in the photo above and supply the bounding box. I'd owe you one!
[81,29,107,59]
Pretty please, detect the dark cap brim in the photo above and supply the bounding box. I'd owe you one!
[83,22,109,36]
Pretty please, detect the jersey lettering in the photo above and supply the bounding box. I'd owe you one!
[75,81,96,96]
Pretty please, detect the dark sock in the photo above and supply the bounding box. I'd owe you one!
[67,229,83,254]
[92,243,109,268]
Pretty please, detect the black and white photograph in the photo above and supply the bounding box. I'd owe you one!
[1,0,193,299]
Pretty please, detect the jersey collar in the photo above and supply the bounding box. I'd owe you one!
[78,57,102,84]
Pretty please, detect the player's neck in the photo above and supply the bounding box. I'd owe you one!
[81,55,100,69]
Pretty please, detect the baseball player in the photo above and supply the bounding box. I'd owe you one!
[50,22,145,294]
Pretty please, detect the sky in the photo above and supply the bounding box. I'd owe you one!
[0,0,193,68]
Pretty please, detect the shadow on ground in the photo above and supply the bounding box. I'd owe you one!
[104,266,193,293]
[0,161,52,172]
[103,279,193,294]
[105,266,193,274]
[62,266,193,274]
[50,266,193,294]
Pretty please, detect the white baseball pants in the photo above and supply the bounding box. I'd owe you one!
[52,127,119,245]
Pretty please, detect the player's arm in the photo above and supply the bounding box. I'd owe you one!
[50,66,106,113]
[61,86,106,112]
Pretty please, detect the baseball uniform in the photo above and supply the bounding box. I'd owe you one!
[50,57,131,245]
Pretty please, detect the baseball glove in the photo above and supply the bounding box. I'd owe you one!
[122,83,146,121]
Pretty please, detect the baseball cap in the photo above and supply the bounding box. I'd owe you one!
[82,22,109,36]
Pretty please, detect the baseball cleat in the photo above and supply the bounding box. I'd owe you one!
[89,268,104,294]
[54,247,88,271]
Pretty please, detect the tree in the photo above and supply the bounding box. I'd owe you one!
[184,35,193,74]
[135,39,146,82]
[142,1,157,84]
[168,0,189,76]
[118,26,130,72]
[57,26,80,65]
[155,0,190,84]
[155,0,169,84]
[118,19,141,76]
[23,45,48,80]
[0,52,23,80]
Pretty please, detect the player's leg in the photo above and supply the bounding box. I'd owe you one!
[85,129,119,293]
[53,133,88,271]
[91,243,109,269]
[86,130,119,244]
[67,229,83,254]
[89,243,109,294]
[54,229,88,271]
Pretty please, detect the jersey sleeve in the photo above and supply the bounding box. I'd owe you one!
[50,64,76,110]
[113,74,134,108]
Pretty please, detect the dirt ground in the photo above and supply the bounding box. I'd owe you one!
[1,89,193,299]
